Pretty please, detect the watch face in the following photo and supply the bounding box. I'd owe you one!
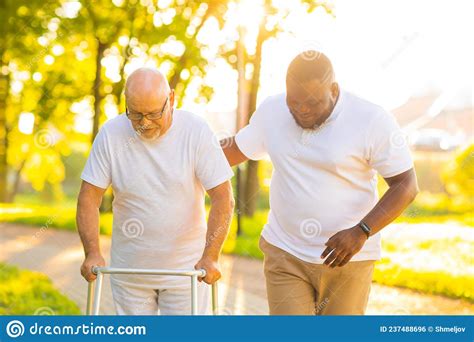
[359,222,370,237]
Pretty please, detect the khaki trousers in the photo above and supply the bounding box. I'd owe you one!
[260,236,375,315]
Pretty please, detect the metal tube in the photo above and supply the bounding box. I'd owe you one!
[212,282,218,315]
[92,267,205,277]
[86,281,95,315]
[191,275,198,315]
[92,271,103,315]
[85,267,215,315]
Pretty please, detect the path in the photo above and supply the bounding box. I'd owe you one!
[1,223,473,315]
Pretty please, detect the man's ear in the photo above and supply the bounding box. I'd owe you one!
[331,82,339,98]
[169,89,175,108]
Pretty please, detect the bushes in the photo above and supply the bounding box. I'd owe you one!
[0,263,80,315]
[0,203,113,235]
[373,258,473,302]
[442,143,474,198]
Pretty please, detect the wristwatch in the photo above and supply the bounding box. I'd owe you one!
[358,221,371,239]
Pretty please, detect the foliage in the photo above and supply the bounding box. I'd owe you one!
[0,263,80,315]
[442,143,474,198]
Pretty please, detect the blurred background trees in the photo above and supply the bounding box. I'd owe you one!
[0,0,472,221]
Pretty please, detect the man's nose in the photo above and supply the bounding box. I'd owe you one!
[139,116,153,127]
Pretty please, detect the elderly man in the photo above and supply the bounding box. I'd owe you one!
[77,68,234,315]
[223,51,419,315]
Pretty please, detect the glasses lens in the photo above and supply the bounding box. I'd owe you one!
[147,113,161,120]
[128,113,142,120]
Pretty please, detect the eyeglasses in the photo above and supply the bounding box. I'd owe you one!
[126,97,169,121]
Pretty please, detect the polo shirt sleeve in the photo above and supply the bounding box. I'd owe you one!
[234,103,268,160]
[195,122,234,191]
[367,111,414,178]
[81,127,112,189]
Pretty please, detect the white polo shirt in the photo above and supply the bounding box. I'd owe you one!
[235,90,413,263]
[81,110,234,288]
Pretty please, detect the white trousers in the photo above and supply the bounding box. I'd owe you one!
[110,278,210,315]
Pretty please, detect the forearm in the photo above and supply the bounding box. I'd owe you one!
[202,197,235,261]
[76,200,102,257]
[221,137,248,167]
[362,178,418,236]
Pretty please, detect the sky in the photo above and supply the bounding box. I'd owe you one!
[58,0,473,134]
[189,0,473,118]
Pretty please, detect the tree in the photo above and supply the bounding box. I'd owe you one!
[222,0,332,216]
[442,143,474,198]
[0,0,60,201]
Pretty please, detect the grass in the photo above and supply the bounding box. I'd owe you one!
[395,214,473,227]
[0,202,113,235]
[0,263,80,315]
[1,200,473,303]
[373,258,474,303]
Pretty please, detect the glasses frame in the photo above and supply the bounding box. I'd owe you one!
[126,97,169,121]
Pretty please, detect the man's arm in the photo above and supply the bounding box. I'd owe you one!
[360,168,419,234]
[76,180,107,281]
[194,180,235,284]
[220,136,249,167]
[321,168,419,267]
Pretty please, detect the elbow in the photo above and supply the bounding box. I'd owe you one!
[225,192,236,215]
[209,183,236,213]
[76,193,85,211]
[216,192,235,213]
[408,178,420,203]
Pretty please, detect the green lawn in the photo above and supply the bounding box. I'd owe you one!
[0,263,80,315]
[1,202,473,302]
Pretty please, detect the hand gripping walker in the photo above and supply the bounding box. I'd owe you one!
[86,266,218,315]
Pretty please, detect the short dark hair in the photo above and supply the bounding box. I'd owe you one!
[286,51,334,84]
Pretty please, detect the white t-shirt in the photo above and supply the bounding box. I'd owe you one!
[235,90,413,263]
[81,110,234,288]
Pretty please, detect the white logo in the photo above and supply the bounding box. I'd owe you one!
[34,306,55,315]
[299,218,322,238]
[212,130,233,149]
[121,218,144,238]
[6,320,25,338]
[34,129,55,149]
[390,130,408,149]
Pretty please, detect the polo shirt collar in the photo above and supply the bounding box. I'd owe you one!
[319,88,345,127]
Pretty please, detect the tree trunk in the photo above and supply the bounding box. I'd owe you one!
[6,158,26,202]
[242,18,266,217]
[0,72,9,202]
[90,40,110,213]
[91,39,107,144]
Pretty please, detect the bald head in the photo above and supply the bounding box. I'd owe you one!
[286,51,334,85]
[125,67,170,103]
